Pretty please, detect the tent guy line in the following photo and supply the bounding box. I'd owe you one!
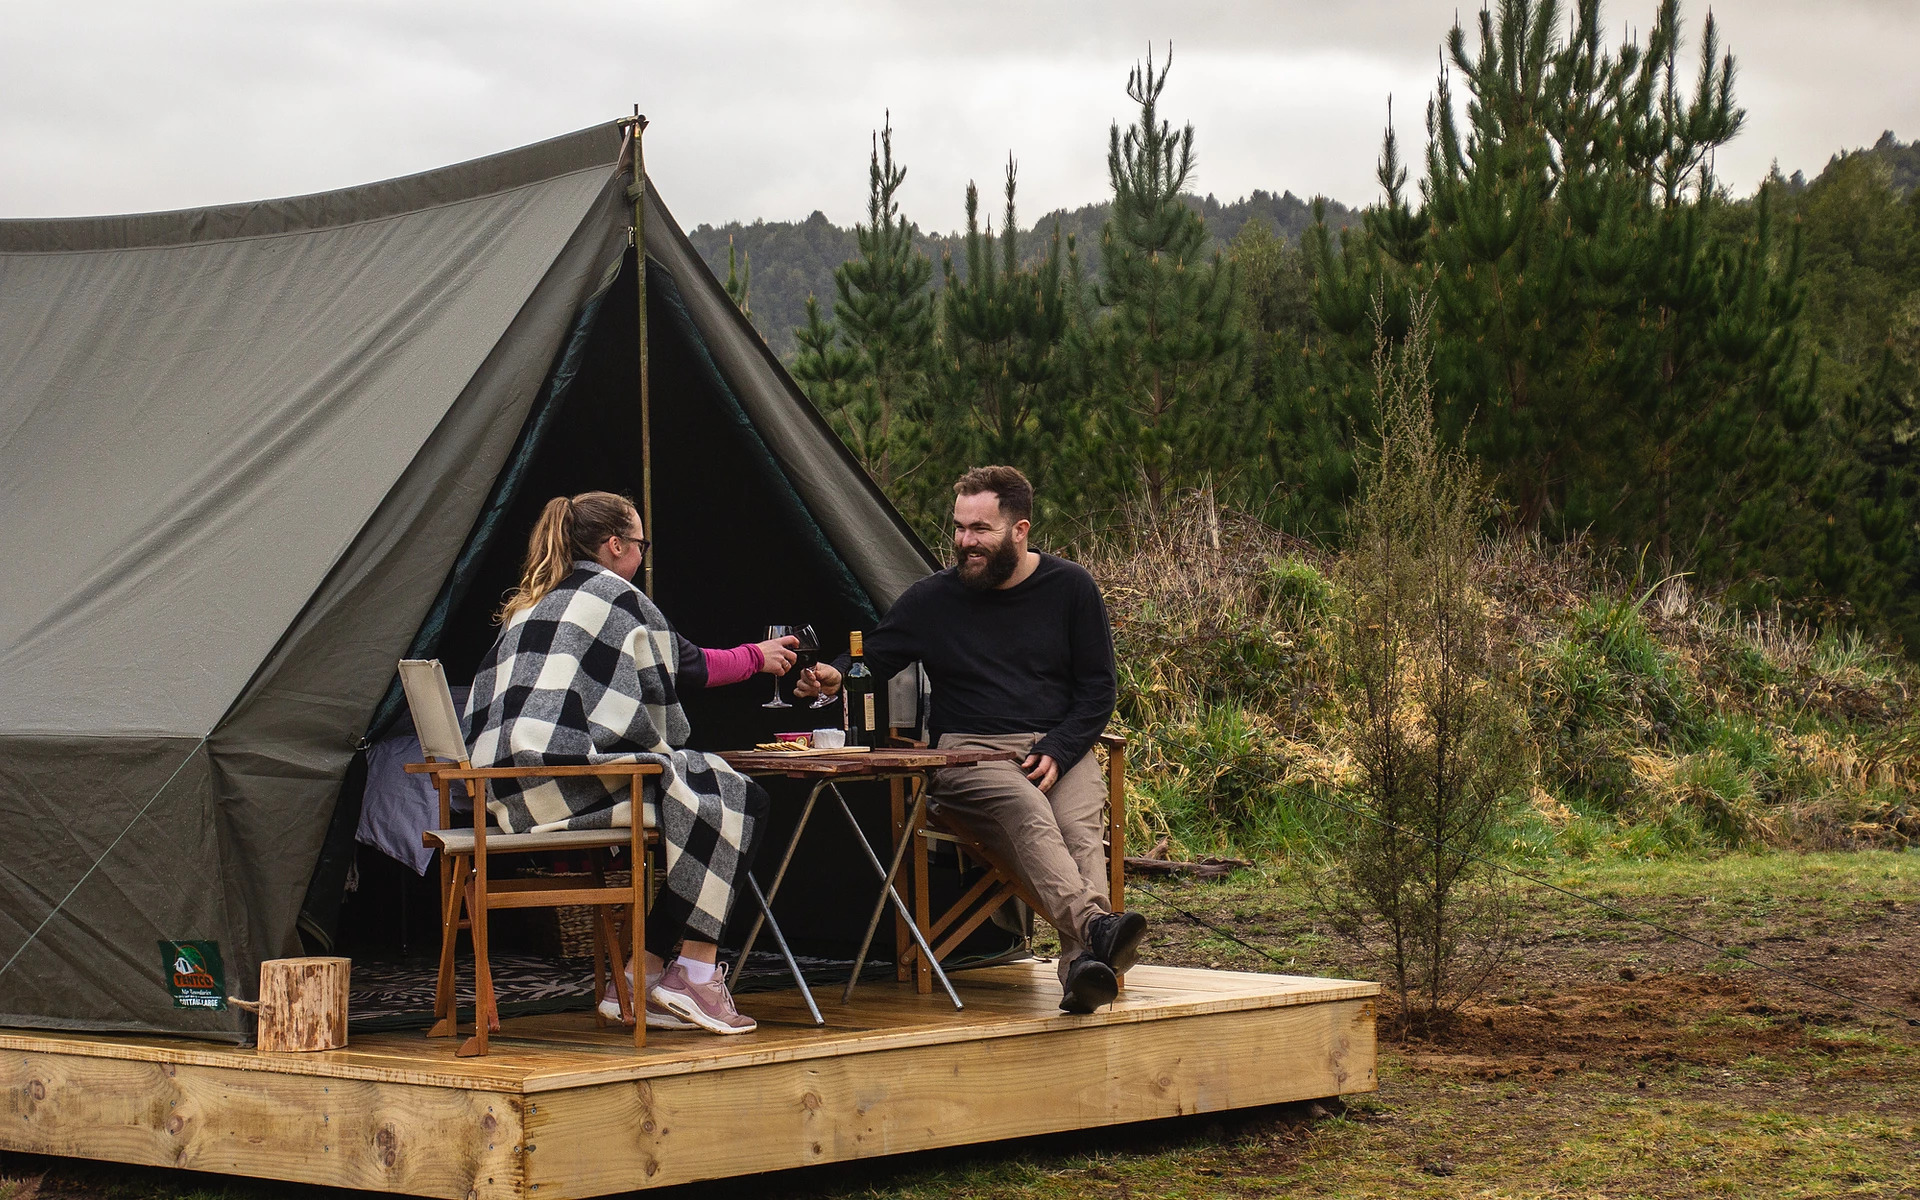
[0,736,209,984]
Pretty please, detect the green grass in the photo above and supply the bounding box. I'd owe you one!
[1545,846,1920,903]
[1812,627,1899,678]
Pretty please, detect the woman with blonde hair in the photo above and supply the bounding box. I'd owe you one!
[466,491,791,1034]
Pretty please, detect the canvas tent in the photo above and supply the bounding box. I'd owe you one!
[0,122,951,1040]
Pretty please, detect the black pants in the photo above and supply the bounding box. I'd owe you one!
[643,778,770,953]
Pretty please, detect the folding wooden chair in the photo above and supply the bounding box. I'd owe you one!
[899,732,1129,992]
[398,659,662,1057]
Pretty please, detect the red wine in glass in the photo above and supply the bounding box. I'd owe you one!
[789,624,834,708]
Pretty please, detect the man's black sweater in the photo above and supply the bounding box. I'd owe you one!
[845,552,1116,770]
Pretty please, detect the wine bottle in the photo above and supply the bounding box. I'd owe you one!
[843,630,878,747]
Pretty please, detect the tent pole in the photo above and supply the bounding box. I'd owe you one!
[624,106,654,596]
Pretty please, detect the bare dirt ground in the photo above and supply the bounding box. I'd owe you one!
[1072,852,1920,1198]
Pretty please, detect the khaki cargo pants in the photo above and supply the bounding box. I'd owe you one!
[929,732,1111,984]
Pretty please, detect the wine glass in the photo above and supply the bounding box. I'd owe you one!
[789,624,836,709]
[761,624,796,708]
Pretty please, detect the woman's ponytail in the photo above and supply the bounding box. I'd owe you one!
[496,492,635,622]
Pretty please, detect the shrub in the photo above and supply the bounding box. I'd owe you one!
[1320,294,1525,1032]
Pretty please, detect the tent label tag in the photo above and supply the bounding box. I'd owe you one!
[159,940,226,1010]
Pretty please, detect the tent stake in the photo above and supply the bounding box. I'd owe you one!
[622,106,654,596]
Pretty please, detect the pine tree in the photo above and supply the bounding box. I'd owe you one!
[936,158,1075,512]
[827,114,937,498]
[1298,0,1813,577]
[792,293,858,415]
[1822,348,1920,644]
[1087,47,1249,514]
[1274,151,1417,536]
[1754,154,1920,644]
[723,234,752,318]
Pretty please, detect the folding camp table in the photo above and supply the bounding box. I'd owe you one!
[720,747,1019,1021]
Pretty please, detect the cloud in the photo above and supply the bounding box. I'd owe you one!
[2,0,1914,230]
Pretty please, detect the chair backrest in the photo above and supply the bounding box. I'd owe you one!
[398,659,471,764]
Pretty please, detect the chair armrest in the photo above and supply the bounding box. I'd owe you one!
[1097,733,1127,914]
[425,826,652,853]
[887,733,930,749]
[431,763,666,780]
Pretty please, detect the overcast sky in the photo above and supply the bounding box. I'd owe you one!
[4,1,1915,233]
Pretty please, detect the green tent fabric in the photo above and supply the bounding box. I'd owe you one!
[0,123,937,1039]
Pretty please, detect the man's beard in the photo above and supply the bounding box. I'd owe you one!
[955,534,1021,590]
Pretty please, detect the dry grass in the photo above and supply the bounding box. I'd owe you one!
[0,1174,44,1200]
[1077,498,1919,862]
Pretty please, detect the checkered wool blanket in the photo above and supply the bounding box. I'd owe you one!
[464,561,754,941]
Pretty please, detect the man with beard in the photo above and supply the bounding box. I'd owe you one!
[797,465,1146,1012]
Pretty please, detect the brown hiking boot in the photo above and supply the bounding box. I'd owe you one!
[1060,954,1118,1014]
[1085,910,1149,975]
[650,962,757,1034]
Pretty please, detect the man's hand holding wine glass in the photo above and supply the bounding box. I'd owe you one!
[793,661,839,700]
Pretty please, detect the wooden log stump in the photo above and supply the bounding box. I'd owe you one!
[231,957,350,1052]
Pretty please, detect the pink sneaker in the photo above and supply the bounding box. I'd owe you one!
[599,967,695,1030]
[642,995,697,1030]
[649,962,756,1035]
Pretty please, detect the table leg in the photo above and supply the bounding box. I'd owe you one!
[835,781,962,1010]
[890,777,910,982]
[910,775,934,995]
[734,780,824,969]
[746,874,822,1025]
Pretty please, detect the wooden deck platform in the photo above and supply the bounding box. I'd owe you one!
[0,962,1377,1198]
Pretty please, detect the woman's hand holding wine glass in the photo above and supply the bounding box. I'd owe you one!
[760,625,800,708]
[756,633,800,676]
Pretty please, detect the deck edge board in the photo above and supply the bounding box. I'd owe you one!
[0,965,1377,1094]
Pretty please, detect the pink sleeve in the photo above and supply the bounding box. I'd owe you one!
[701,643,764,688]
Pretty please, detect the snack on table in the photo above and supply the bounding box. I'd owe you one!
[752,740,816,752]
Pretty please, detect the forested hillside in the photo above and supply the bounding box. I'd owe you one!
[687,189,1357,357]
[1781,130,1920,197]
